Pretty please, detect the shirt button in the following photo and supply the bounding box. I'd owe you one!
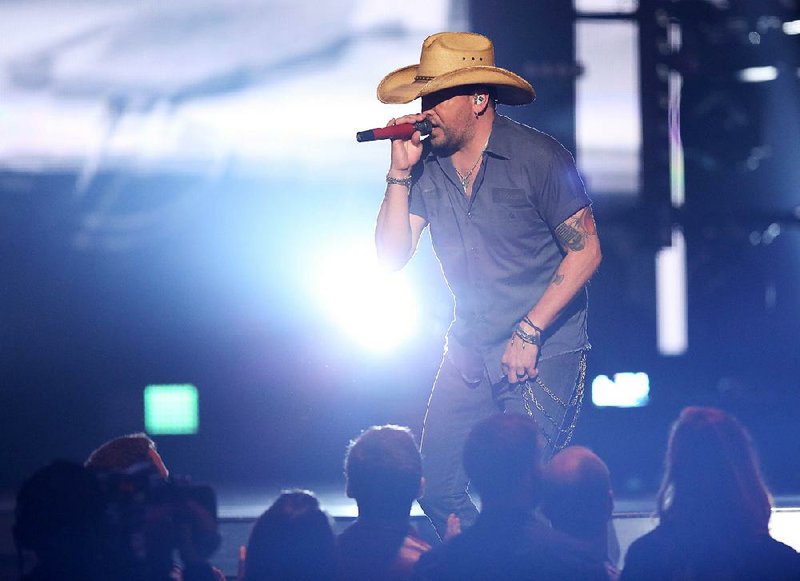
[467,211,472,218]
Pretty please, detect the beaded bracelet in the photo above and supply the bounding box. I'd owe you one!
[386,175,413,187]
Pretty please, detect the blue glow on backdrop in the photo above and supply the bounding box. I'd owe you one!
[0,0,458,175]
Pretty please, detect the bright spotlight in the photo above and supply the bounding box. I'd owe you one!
[591,372,650,408]
[783,20,800,35]
[312,242,418,352]
[737,66,778,83]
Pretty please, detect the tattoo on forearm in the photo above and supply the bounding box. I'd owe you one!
[554,208,596,252]
[551,272,564,285]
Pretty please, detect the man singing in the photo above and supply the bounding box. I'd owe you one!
[373,32,601,537]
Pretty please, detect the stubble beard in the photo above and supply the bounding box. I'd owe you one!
[430,131,457,157]
[429,123,472,158]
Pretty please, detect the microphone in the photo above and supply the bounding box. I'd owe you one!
[356,119,433,142]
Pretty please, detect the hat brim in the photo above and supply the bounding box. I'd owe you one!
[377,64,535,106]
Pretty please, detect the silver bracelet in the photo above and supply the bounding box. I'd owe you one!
[386,175,413,188]
[514,325,541,347]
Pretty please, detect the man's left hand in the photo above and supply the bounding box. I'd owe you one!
[500,336,539,384]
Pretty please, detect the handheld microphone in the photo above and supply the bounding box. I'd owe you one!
[356,119,433,142]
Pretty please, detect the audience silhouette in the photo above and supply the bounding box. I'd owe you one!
[621,406,800,580]
[414,413,609,580]
[244,490,336,581]
[337,425,430,580]
[85,432,223,581]
[541,445,619,579]
[10,408,800,579]
[13,461,108,581]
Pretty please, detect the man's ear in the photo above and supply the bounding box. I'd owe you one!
[472,92,490,115]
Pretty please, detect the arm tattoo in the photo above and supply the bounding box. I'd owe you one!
[551,272,564,285]
[554,208,596,252]
[554,216,586,251]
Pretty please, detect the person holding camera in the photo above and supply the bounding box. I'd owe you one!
[86,432,224,581]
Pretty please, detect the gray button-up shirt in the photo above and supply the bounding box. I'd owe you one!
[409,114,591,385]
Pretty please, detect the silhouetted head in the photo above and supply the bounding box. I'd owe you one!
[85,432,168,479]
[463,413,543,509]
[14,460,107,577]
[657,406,772,537]
[245,490,336,581]
[541,446,613,540]
[345,425,422,517]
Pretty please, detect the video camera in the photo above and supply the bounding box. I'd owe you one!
[95,461,221,575]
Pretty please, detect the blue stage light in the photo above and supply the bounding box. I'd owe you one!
[591,372,650,408]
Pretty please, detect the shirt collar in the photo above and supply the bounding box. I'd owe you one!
[483,114,514,160]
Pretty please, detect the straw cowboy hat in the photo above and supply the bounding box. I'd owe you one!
[377,32,535,106]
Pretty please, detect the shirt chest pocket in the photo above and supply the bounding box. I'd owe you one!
[483,188,544,257]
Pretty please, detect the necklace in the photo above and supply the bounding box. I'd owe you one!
[455,141,489,193]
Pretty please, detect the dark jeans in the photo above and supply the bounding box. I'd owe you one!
[418,349,587,538]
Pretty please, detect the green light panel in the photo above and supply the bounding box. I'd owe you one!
[144,384,199,435]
